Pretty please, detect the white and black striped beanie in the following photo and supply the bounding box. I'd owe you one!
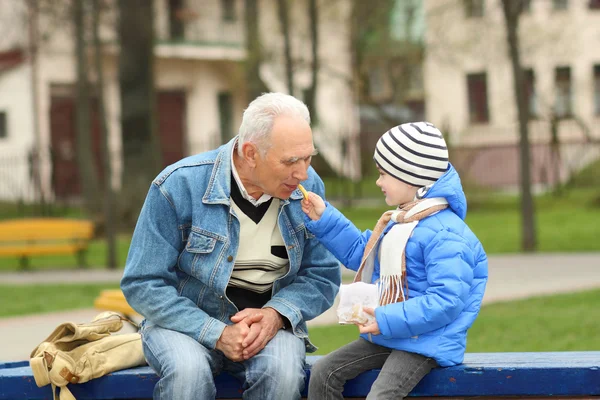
[374,122,449,187]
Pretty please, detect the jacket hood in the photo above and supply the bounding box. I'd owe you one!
[423,163,467,220]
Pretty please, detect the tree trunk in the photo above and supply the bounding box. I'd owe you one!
[245,0,269,101]
[118,0,161,228]
[27,0,47,212]
[549,114,563,196]
[92,0,117,269]
[74,0,100,216]
[277,0,294,95]
[501,0,537,252]
[305,0,319,124]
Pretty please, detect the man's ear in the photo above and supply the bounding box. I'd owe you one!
[241,142,260,168]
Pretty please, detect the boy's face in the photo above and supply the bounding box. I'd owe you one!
[376,167,419,206]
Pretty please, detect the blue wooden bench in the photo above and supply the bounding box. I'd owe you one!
[1,352,600,399]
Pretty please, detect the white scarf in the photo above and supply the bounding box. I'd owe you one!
[354,197,449,305]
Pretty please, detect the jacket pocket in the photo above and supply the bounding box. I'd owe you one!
[182,230,222,282]
[186,231,217,253]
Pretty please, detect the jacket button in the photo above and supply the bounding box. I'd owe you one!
[227,255,233,262]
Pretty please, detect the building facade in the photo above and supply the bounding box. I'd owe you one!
[0,0,359,202]
[423,0,600,188]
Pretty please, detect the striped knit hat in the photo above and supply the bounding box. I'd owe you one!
[374,122,449,187]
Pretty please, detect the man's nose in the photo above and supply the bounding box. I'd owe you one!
[293,163,309,181]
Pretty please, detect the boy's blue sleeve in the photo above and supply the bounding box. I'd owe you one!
[304,203,372,271]
[375,229,474,338]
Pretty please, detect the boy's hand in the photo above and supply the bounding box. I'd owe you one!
[301,192,326,221]
[358,307,380,335]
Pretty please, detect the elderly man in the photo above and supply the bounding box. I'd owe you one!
[121,92,341,399]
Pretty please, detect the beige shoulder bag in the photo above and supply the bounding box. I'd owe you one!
[30,311,147,400]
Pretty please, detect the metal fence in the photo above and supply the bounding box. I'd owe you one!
[1,138,599,219]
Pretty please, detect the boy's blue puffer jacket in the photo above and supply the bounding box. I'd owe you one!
[305,164,488,367]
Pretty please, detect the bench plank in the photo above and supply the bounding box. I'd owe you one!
[0,244,85,256]
[0,219,94,242]
[93,290,139,317]
[1,352,599,399]
[0,218,94,269]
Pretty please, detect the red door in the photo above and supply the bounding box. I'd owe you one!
[157,91,186,166]
[49,94,102,199]
[49,90,185,200]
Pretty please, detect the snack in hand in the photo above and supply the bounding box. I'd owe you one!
[337,282,378,325]
[298,184,309,200]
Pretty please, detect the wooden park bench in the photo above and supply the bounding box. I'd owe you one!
[0,218,94,269]
[1,352,599,399]
[93,289,140,321]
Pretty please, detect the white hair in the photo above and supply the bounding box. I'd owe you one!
[238,92,311,156]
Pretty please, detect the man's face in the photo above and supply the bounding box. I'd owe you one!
[253,115,316,199]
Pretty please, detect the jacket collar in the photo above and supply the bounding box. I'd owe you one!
[202,137,236,205]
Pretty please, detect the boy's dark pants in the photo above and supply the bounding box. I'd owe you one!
[308,338,437,400]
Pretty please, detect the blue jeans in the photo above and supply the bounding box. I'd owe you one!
[140,321,306,400]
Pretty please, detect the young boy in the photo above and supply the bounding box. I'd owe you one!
[301,122,488,400]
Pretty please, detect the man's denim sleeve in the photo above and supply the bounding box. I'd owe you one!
[120,183,226,349]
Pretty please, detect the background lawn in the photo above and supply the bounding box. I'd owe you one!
[309,288,600,354]
[0,283,120,318]
[2,283,599,355]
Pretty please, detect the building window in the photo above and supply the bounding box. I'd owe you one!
[218,92,233,144]
[524,68,537,118]
[168,0,185,40]
[221,0,236,21]
[368,66,386,100]
[0,111,6,138]
[464,0,485,17]
[590,0,600,9]
[406,65,424,92]
[594,65,600,115]
[467,72,490,124]
[554,66,572,118]
[553,0,568,10]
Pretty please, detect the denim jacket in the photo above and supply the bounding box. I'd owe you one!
[121,138,341,353]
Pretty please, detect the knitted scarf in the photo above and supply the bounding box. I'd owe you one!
[353,197,449,306]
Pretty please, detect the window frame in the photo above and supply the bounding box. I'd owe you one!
[554,66,573,119]
[593,65,600,116]
[464,0,485,18]
[552,0,568,11]
[466,72,490,124]
[221,0,237,22]
[168,0,185,41]
[0,111,7,139]
[524,68,537,119]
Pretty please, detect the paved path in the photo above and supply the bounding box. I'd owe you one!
[1,253,599,361]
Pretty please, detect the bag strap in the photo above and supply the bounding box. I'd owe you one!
[30,351,53,387]
[58,384,76,400]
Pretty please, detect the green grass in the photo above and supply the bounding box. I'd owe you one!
[338,187,600,254]
[308,288,600,355]
[0,283,119,318]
